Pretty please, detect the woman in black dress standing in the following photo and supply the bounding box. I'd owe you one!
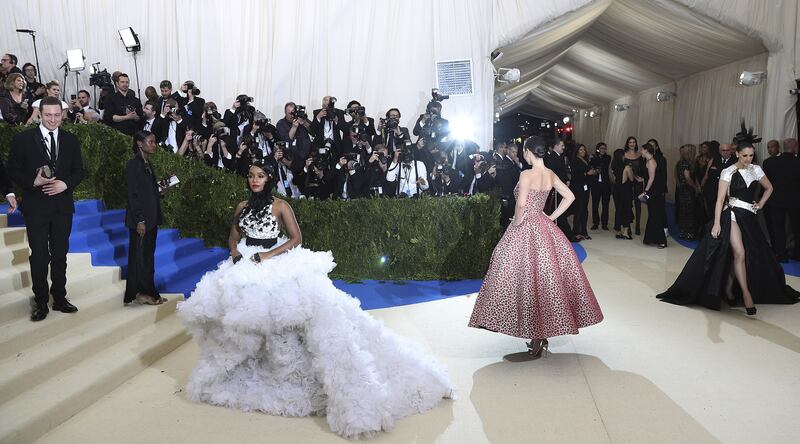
[675,144,700,239]
[570,144,596,240]
[124,130,167,305]
[622,137,645,235]
[640,143,667,248]
[611,148,634,239]
[658,127,799,314]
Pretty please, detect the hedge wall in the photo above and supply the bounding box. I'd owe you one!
[0,123,501,280]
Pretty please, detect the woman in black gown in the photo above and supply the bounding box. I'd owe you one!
[675,144,700,240]
[570,144,596,240]
[611,149,634,240]
[658,131,799,314]
[640,143,667,248]
[622,137,645,235]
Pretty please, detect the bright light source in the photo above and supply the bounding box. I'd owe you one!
[448,115,475,141]
[739,70,766,86]
[656,91,676,102]
[588,111,596,118]
[614,104,629,112]
[118,27,140,52]
[546,123,551,129]
[66,49,85,71]
[379,256,388,265]
[495,68,521,84]
[562,116,570,124]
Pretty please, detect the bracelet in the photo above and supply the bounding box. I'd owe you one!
[251,253,262,263]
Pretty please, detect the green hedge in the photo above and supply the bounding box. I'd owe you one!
[1,123,501,280]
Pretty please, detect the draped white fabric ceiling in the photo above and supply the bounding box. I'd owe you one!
[494,0,767,119]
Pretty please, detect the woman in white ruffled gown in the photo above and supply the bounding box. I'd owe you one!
[177,161,453,439]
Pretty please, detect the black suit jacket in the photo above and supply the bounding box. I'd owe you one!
[763,154,800,208]
[182,97,205,128]
[141,115,167,143]
[6,127,86,215]
[156,92,186,115]
[160,118,188,152]
[545,150,570,183]
[125,155,163,230]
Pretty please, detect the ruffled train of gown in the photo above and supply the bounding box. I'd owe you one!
[177,240,453,439]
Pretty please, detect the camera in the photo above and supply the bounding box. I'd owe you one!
[236,94,253,108]
[89,69,113,89]
[184,81,200,96]
[255,117,276,135]
[214,126,231,138]
[349,105,366,117]
[291,105,308,120]
[380,117,399,131]
[398,139,415,163]
[350,124,371,143]
[431,88,449,102]
[325,97,337,121]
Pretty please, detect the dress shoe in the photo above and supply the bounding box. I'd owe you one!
[52,300,79,313]
[31,305,49,322]
[602,226,609,231]
[590,225,598,230]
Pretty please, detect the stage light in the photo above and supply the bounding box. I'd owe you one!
[490,50,504,62]
[739,70,766,86]
[449,115,475,141]
[495,68,521,84]
[614,104,629,112]
[118,27,140,52]
[656,91,676,102]
[588,111,596,118]
[66,49,85,72]
[562,116,570,124]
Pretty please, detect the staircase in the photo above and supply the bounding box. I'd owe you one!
[0,200,226,444]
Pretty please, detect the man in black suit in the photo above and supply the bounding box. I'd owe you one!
[6,97,86,321]
[140,102,165,142]
[156,80,185,115]
[763,140,800,262]
[179,80,205,129]
[589,142,611,230]
[102,73,143,136]
[413,101,450,148]
[342,100,377,152]
[376,108,411,155]
[544,138,576,241]
[160,99,188,152]
[487,141,519,228]
[703,143,736,220]
[311,96,347,156]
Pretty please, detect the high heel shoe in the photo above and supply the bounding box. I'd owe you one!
[526,339,549,358]
[745,306,757,316]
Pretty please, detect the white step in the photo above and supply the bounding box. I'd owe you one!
[0,240,28,267]
[0,296,181,403]
[0,252,94,295]
[0,281,127,358]
[0,227,26,248]
[0,264,120,324]
[0,313,189,444]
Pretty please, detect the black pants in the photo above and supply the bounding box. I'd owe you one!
[572,187,590,236]
[124,227,159,303]
[632,182,643,232]
[766,206,800,260]
[500,196,515,229]
[591,182,611,228]
[25,212,73,307]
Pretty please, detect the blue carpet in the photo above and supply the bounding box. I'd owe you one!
[1,200,589,308]
[665,201,800,276]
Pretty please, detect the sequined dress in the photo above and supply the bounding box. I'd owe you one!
[178,202,453,438]
[469,186,604,339]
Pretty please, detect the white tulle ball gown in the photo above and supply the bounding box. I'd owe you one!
[177,202,453,438]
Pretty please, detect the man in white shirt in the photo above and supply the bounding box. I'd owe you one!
[386,149,429,197]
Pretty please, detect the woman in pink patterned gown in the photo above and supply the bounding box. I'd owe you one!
[469,136,603,357]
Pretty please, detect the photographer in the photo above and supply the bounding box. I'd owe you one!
[489,140,520,227]
[312,96,346,154]
[160,99,188,153]
[327,149,367,200]
[430,165,462,196]
[102,73,143,136]
[177,128,207,162]
[195,101,221,139]
[179,80,205,128]
[242,113,278,160]
[364,144,393,197]
[343,100,377,150]
[203,133,236,172]
[276,102,313,164]
[232,134,264,177]
[223,94,255,143]
[386,142,429,197]
[465,153,496,195]
[140,101,165,143]
[271,141,302,197]
[413,100,450,147]
[68,90,100,124]
[296,155,332,200]
[377,108,410,154]
[157,80,186,115]
[444,140,476,193]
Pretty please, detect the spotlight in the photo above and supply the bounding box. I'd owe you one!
[739,71,766,86]
[614,104,629,112]
[495,68,521,84]
[118,27,140,52]
[66,49,85,72]
[588,111,596,118]
[546,123,551,129]
[656,91,676,102]
[562,116,570,124]
[490,50,504,62]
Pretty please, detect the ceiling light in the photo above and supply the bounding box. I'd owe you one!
[495,68,521,84]
[656,91,676,102]
[614,104,629,112]
[739,71,766,86]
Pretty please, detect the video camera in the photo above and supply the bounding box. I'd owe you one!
[89,69,113,89]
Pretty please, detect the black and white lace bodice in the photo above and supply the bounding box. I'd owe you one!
[239,204,280,240]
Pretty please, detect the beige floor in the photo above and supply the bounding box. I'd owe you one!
[37,230,800,444]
